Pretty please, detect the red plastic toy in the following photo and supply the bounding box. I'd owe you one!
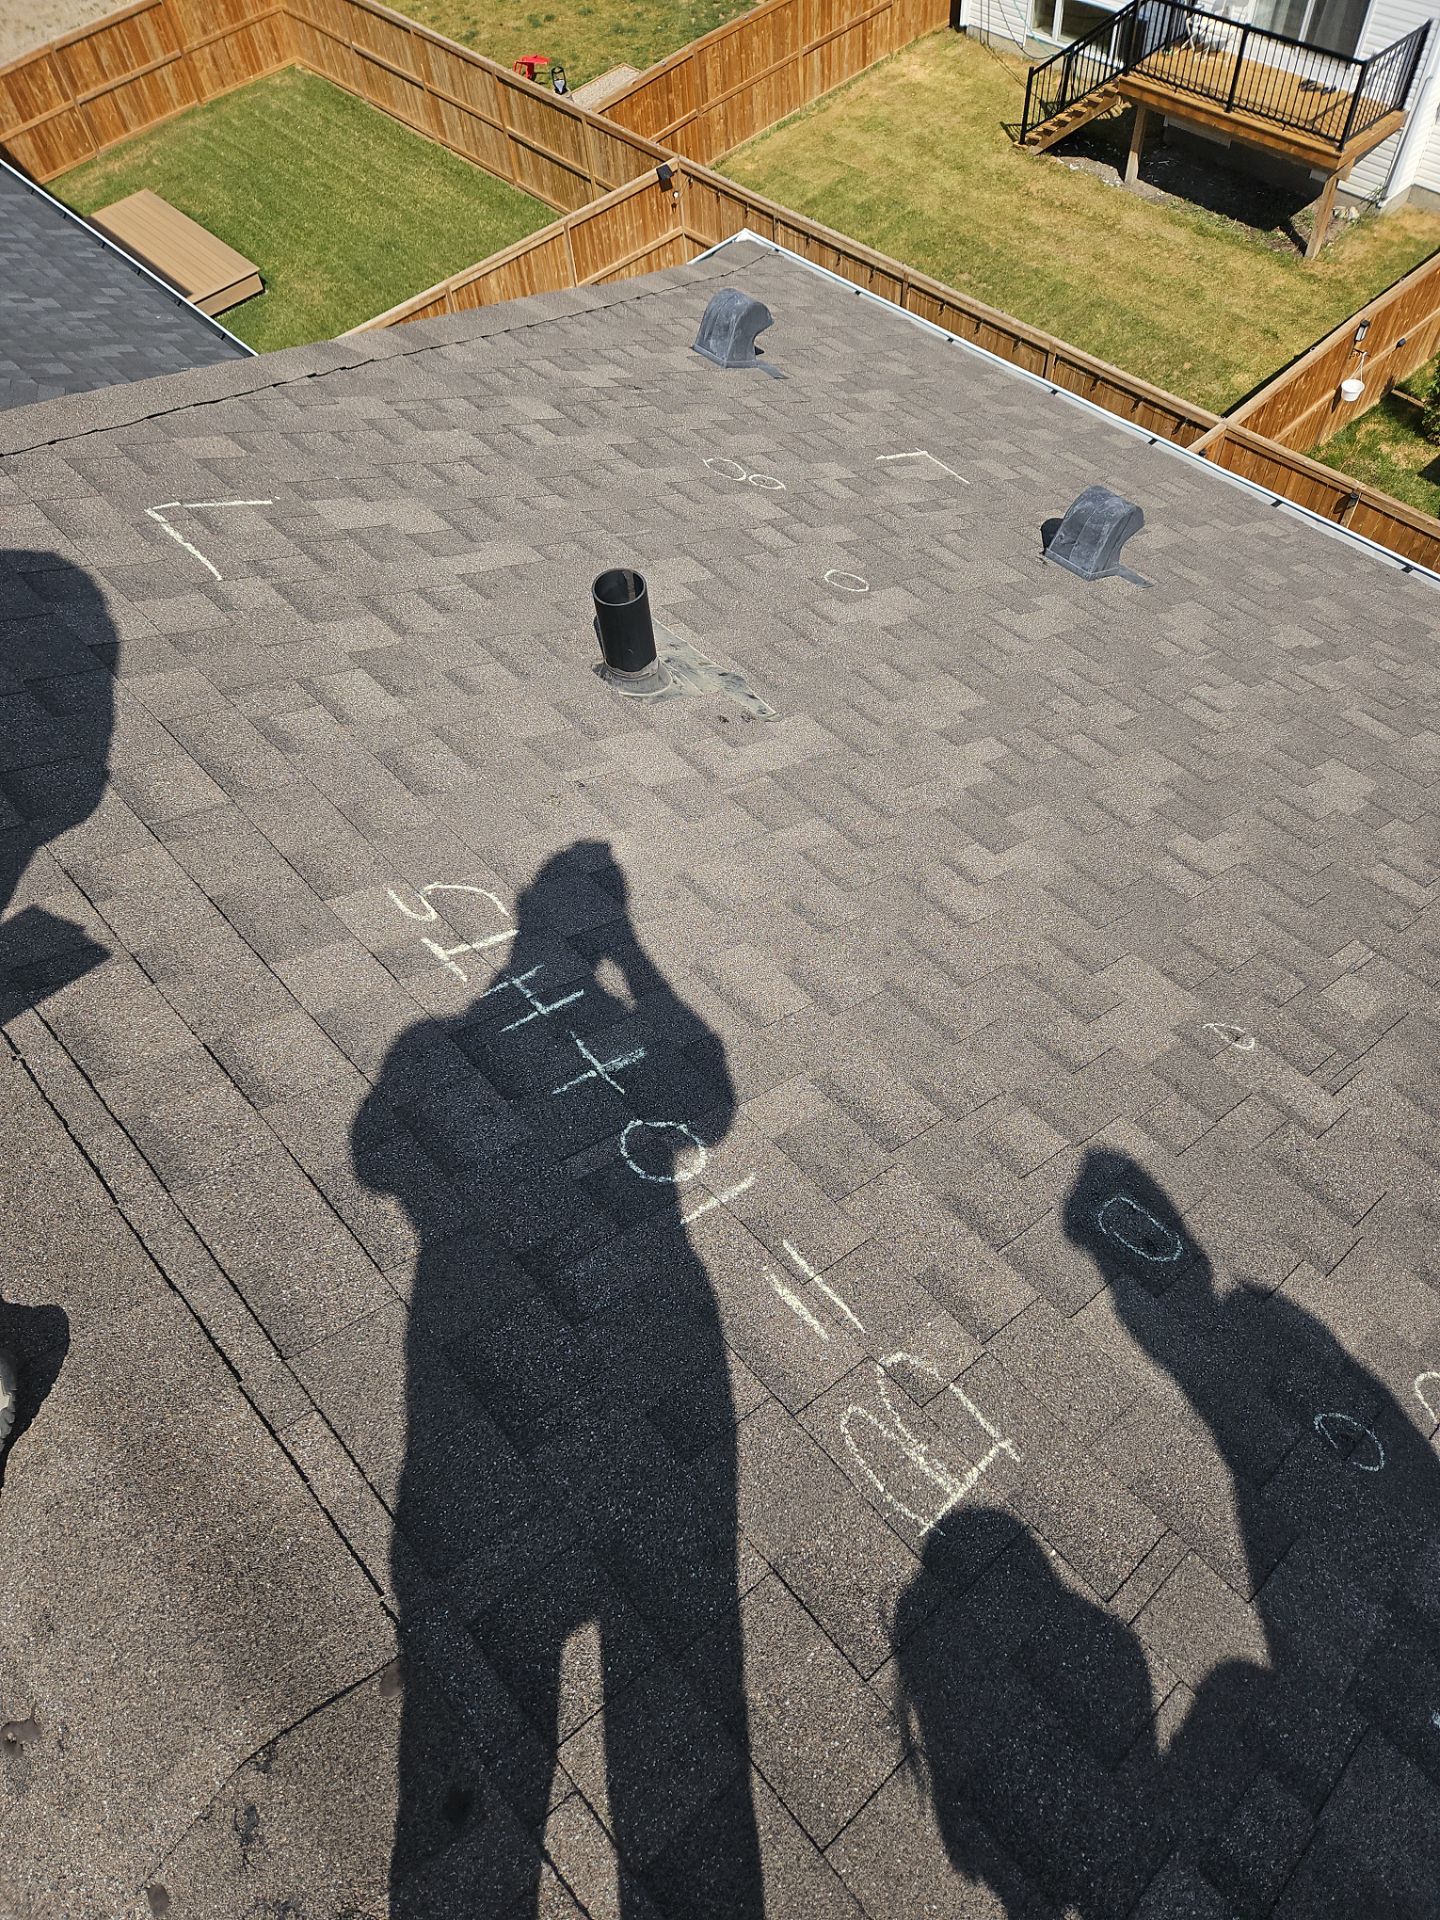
[512,52,554,82]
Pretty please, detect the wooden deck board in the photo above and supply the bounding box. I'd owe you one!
[89,190,262,316]
[1116,43,1406,170]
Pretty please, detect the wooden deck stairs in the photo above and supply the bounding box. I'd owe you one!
[1019,84,1120,150]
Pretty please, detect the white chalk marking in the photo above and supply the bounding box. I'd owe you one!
[145,498,273,582]
[387,884,514,983]
[552,1031,647,1097]
[766,1270,830,1340]
[950,1378,1008,1446]
[388,882,510,924]
[179,498,275,510]
[841,1353,1018,1538]
[703,456,786,491]
[1417,1373,1440,1425]
[1431,1711,1440,1732]
[876,450,971,486]
[1204,1021,1257,1052]
[1314,1411,1386,1472]
[1096,1194,1186,1264]
[680,1174,757,1225]
[823,570,870,592]
[424,935,512,982]
[620,1117,707,1184]
[783,1239,864,1332]
[482,965,584,1031]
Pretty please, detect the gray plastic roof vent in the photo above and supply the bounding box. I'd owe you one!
[1042,485,1149,586]
[692,288,781,377]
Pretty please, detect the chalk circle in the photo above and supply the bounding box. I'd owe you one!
[703,457,748,481]
[1096,1194,1185,1264]
[747,473,786,491]
[1204,1021,1256,1052]
[824,569,870,593]
[620,1117,708,1184]
[1314,1411,1385,1473]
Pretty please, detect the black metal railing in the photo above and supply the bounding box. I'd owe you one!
[1342,20,1430,146]
[1020,3,1429,152]
[1021,1,1140,140]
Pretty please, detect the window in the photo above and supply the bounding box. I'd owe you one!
[1252,0,1369,56]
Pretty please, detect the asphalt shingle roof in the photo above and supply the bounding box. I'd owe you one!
[0,157,249,413]
[1,236,1438,1919]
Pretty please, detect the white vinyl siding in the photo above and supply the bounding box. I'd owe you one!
[1344,0,1437,198]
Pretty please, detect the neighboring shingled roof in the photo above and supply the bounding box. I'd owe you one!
[2,236,1439,1918]
[0,156,249,411]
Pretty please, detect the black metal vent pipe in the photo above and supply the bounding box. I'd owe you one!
[592,568,657,675]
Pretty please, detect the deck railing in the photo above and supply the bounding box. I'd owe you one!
[1021,1,1429,149]
[1342,20,1430,145]
[1021,1,1137,135]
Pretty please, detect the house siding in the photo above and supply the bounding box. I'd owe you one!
[1346,0,1438,198]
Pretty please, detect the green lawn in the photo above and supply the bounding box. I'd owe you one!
[391,0,760,84]
[1316,363,1440,518]
[720,31,1440,414]
[54,70,551,350]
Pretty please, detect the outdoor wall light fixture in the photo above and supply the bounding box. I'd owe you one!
[1353,319,1371,346]
[656,162,675,188]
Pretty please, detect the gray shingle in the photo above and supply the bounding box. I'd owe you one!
[0,158,248,412]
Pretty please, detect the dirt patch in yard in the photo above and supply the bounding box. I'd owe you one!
[1055,108,1360,259]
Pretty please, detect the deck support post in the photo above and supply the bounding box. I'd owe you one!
[1305,168,1342,260]
[1124,103,1151,186]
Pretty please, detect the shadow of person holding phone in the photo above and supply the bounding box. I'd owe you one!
[0,549,118,1483]
[897,1146,1440,1916]
[356,840,766,1917]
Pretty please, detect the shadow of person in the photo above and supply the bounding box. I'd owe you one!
[1064,1149,1440,1909]
[897,1493,1171,1919]
[897,1147,1440,1917]
[356,840,764,1918]
[0,548,115,1485]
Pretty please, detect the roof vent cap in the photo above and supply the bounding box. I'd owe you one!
[1042,485,1149,586]
[693,288,781,377]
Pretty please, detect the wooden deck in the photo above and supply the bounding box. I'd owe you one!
[88,190,262,316]
[1117,42,1406,170]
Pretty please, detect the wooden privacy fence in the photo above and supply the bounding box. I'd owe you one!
[5,0,1440,570]
[1203,424,1440,564]
[0,0,668,206]
[677,164,1220,444]
[284,0,668,210]
[1221,244,1440,450]
[0,0,287,181]
[353,171,689,325]
[598,0,953,163]
[350,157,1440,569]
